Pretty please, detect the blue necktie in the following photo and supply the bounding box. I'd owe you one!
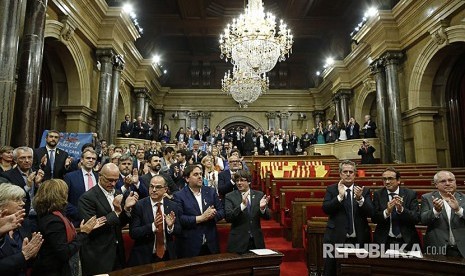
[390,193,401,236]
[49,150,55,178]
[345,189,354,235]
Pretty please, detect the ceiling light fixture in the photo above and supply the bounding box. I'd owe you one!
[222,65,269,108]
[219,0,293,74]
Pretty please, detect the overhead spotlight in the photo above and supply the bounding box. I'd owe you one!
[152,55,161,65]
[122,3,134,14]
[163,70,167,74]
[316,71,321,76]
[364,7,378,18]
[325,57,335,66]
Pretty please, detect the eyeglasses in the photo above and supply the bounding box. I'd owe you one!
[382,177,396,182]
[149,185,166,191]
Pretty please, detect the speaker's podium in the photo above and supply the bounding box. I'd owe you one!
[109,251,284,276]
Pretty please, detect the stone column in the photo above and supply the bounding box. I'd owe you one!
[313,110,325,128]
[144,97,150,121]
[95,48,114,142]
[384,51,406,163]
[370,58,390,163]
[134,88,147,119]
[279,112,290,131]
[108,55,124,144]
[188,111,199,130]
[265,112,277,130]
[12,0,48,147]
[200,111,212,129]
[339,90,352,125]
[0,0,23,145]
[154,111,163,139]
[333,96,341,123]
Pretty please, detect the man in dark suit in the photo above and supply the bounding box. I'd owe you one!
[346,116,360,140]
[170,149,189,191]
[173,165,224,258]
[64,148,99,226]
[362,114,377,138]
[190,140,207,164]
[288,131,300,155]
[132,115,148,139]
[32,130,72,180]
[1,147,44,219]
[322,160,373,276]
[242,127,255,156]
[141,154,177,194]
[128,175,181,266]
[255,131,269,155]
[421,170,465,257]
[218,154,241,199]
[116,154,148,198]
[225,170,271,253]
[78,163,139,275]
[372,167,420,251]
[120,114,134,138]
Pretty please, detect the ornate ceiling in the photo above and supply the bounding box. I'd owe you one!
[107,0,399,89]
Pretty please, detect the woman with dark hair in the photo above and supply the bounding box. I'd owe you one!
[159,124,171,143]
[0,146,14,172]
[32,179,105,276]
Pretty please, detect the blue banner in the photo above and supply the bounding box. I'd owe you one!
[39,131,94,159]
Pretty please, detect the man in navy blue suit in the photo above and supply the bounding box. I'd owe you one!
[173,165,224,258]
[64,148,99,226]
[218,154,241,199]
[128,175,181,266]
[116,154,149,198]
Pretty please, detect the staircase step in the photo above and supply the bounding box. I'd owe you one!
[266,237,305,262]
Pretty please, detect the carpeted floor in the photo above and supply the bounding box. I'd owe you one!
[261,219,308,276]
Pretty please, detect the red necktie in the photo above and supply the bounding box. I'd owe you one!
[155,203,165,258]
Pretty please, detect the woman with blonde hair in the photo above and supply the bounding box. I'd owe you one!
[201,155,219,194]
[32,179,105,276]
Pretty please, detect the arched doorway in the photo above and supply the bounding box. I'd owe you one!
[445,51,465,166]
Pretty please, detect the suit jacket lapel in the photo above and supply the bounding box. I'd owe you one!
[451,192,464,223]
[250,190,257,215]
[94,186,113,213]
[163,198,172,216]
[144,198,154,224]
[186,187,202,215]
[201,188,209,213]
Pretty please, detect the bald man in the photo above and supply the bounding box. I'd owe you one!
[78,163,139,275]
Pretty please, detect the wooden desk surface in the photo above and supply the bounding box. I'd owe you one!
[109,252,284,276]
[337,254,465,276]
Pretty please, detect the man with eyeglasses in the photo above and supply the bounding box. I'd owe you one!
[322,160,373,276]
[78,163,139,275]
[128,175,181,266]
[32,130,73,180]
[64,148,99,226]
[421,170,465,257]
[174,165,224,258]
[372,167,420,251]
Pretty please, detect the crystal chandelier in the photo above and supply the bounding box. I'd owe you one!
[222,66,269,108]
[219,0,293,74]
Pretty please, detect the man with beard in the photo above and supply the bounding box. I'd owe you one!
[78,163,139,275]
[173,165,224,258]
[64,148,99,226]
[32,130,73,180]
[170,149,189,191]
[115,154,148,198]
[218,155,241,199]
[141,155,177,195]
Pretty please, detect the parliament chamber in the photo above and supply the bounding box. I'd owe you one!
[2,0,465,276]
